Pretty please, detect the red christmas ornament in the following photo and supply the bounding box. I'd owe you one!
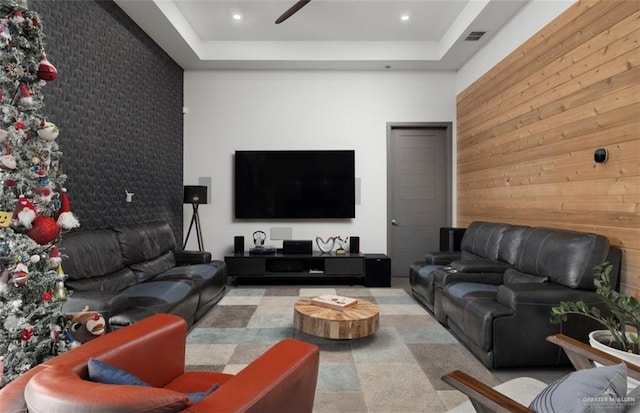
[37,53,57,82]
[27,215,60,245]
[42,291,52,302]
[14,121,25,130]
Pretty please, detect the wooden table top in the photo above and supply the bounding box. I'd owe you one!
[293,297,379,339]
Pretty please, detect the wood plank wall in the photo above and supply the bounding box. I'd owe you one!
[456,0,640,297]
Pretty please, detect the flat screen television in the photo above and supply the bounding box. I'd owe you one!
[234,150,355,219]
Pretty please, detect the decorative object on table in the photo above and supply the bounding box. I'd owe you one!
[551,263,640,356]
[183,185,207,251]
[310,294,358,311]
[250,231,276,255]
[335,236,348,255]
[253,230,266,247]
[315,236,335,254]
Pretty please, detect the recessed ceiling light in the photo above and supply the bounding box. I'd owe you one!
[400,15,410,21]
[232,14,242,21]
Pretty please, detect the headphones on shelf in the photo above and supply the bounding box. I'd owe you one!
[253,230,266,247]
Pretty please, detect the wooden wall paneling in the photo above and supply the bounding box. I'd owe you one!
[457,0,640,297]
[458,11,640,132]
[458,0,636,117]
[457,0,606,105]
[458,43,640,149]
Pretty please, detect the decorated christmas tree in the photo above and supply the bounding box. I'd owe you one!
[0,0,79,386]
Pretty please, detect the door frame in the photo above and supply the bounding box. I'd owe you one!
[386,122,453,270]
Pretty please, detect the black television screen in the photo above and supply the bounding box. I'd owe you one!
[234,150,355,219]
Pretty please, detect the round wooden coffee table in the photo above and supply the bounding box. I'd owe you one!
[293,298,379,339]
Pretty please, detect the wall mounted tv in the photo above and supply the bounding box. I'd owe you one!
[234,150,355,219]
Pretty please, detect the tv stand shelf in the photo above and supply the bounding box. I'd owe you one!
[225,252,390,287]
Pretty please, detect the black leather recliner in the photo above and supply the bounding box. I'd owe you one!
[59,222,227,329]
[410,221,621,369]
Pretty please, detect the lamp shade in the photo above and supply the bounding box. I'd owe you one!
[183,185,208,204]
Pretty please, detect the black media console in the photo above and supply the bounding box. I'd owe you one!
[224,252,391,287]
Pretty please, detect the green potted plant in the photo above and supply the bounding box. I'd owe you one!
[551,263,640,358]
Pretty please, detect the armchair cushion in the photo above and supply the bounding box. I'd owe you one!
[87,358,220,403]
[528,362,627,412]
[88,358,150,386]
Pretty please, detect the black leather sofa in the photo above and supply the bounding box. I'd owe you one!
[410,221,621,368]
[59,221,227,329]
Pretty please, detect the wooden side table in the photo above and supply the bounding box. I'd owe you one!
[293,298,379,339]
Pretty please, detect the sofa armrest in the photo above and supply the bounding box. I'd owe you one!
[441,370,534,413]
[174,250,212,265]
[451,260,512,273]
[63,290,130,326]
[24,367,192,413]
[496,283,601,310]
[186,339,320,413]
[425,251,461,265]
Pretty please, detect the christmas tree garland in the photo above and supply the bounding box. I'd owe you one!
[0,0,79,386]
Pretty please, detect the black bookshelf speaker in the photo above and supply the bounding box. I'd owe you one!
[439,228,466,252]
[349,236,360,253]
[184,185,208,204]
[234,236,244,254]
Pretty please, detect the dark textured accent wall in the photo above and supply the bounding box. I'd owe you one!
[29,0,184,241]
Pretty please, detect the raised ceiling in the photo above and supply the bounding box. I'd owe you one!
[114,0,529,70]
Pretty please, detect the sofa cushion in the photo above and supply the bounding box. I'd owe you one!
[130,251,177,282]
[60,229,127,281]
[514,227,610,289]
[459,222,510,261]
[113,222,177,266]
[121,280,194,308]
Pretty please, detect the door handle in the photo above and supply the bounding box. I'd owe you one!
[391,219,399,226]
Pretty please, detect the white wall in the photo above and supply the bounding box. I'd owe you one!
[183,70,456,259]
[456,0,576,94]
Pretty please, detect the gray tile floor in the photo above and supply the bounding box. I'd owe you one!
[226,275,571,385]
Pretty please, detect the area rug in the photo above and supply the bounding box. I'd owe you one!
[185,287,499,413]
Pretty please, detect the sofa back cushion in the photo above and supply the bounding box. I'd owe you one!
[514,227,610,290]
[460,222,511,261]
[113,222,177,281]
[497,225,528,265]
[130,251,177,283]
[113,222,177,265]
[60,230,136,291]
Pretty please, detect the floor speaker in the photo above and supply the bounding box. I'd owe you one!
[439,228,466,252]
[234,236,244,254]
[349,236,360,253]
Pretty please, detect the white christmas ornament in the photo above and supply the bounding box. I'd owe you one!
[37,121,58,141]
[0,154,16,170]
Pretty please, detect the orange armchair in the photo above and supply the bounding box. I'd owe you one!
[1,313,319,413]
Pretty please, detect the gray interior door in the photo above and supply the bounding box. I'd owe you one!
[387,124,451,277]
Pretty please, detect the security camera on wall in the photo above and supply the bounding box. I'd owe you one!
[594,148,608,163]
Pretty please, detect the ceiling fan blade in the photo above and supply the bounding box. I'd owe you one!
[275,0,311,24]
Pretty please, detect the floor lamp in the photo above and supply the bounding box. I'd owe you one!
[183,185,207,251]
